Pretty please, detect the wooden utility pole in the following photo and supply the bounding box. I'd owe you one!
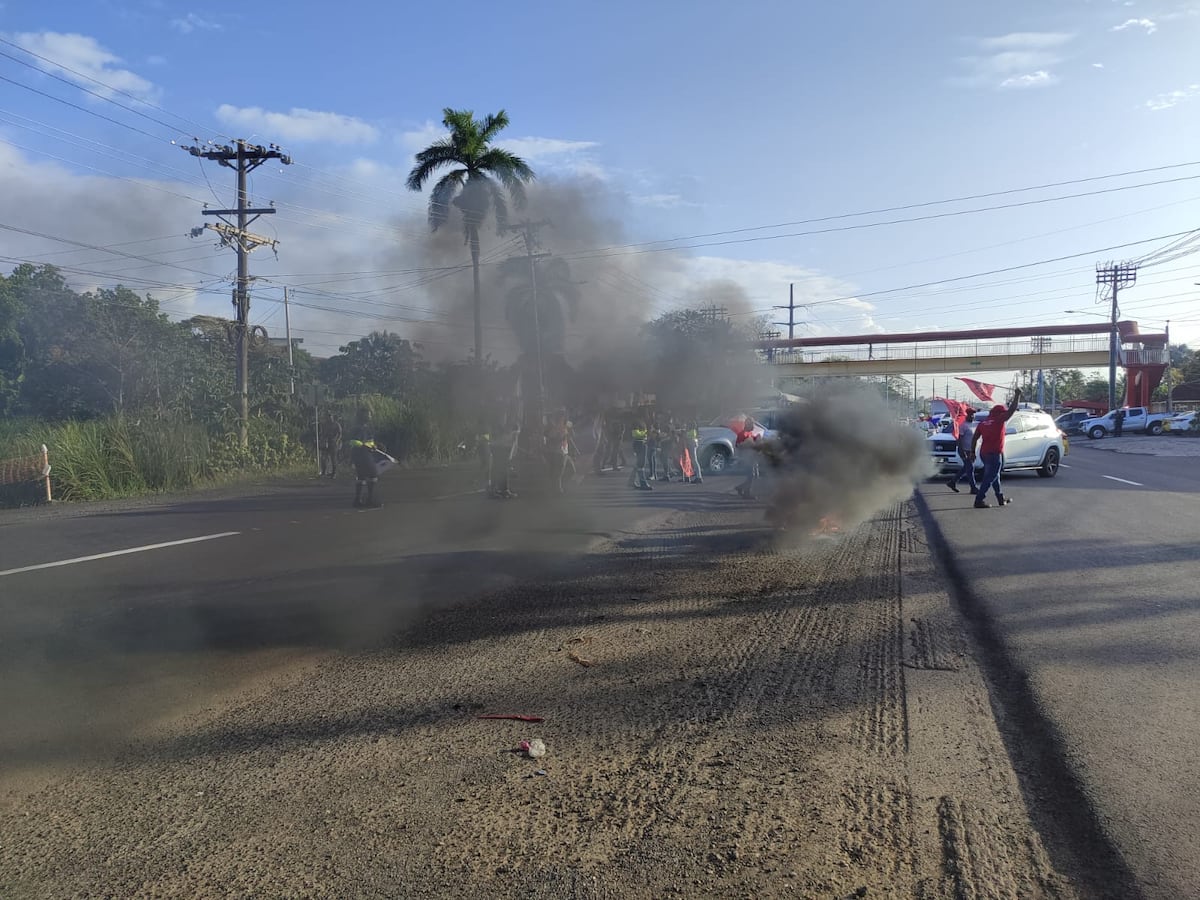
[185,140,291,446]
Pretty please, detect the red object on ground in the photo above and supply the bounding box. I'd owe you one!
[476,714,545,723]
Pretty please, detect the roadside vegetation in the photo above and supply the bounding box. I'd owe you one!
[0,265,483,504]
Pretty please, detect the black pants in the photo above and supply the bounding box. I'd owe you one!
[320,445,337,476]
[351,446,379,504]
[490,443,512,494]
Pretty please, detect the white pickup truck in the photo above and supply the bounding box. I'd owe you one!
[1079,406,1172,439]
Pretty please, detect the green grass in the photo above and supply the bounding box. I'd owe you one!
[0,415,311,504]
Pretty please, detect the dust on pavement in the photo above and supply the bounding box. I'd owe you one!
[0,502,1075,898]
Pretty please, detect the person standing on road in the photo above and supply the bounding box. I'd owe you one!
[948,410,978,494]
[349,407,383,509]
[734,415,762,499]
[605,408,628,471]
[544,411,572,495]
[686,420,703,484]
[1113,407,1126,437]
[971,389,1021,508]
[319,411,342,478]
[591,409,609,475]
[476,421,495,494]
[489,413,519,499]
[629,420,652,491]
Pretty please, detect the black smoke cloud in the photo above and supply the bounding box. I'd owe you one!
[754,385,932,535]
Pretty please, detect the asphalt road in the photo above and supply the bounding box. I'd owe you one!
[6,442,1198,897]
[0,463,698,798]
[919,440,1200,900]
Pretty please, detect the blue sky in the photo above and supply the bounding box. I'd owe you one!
[1,0,1198,389]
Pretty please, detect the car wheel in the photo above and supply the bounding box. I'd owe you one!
[1148,422,1163,436]
[703,445,730,474]
[1037,447,1060,478]
[1088,426,1105,440]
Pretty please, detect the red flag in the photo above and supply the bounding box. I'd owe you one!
[956,377,996,403]
[937,398,969,438]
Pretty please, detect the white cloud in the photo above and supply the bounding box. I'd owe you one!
[679,256,878,335]
[215,104,379,144]
[1145,83,1200,110]
[396,121,447,155]
[170,12,221,34]
[979,32,1074,50]
[1092,62,1105,68]
[10,31,158,101]
[956,32,1072,89]
[1000,70,1056,89]
[631,193,698,209]
[1111,17,1157,33]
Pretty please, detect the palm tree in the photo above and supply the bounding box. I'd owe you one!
[405,109,535,364]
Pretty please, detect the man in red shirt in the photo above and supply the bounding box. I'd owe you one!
[971,388,1022,508]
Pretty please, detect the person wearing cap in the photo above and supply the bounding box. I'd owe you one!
[971,388,1022,508]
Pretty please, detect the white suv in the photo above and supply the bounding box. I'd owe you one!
[927,410,1065,478]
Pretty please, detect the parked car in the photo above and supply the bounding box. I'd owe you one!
[1079,406,1172,439]
[927,409,1065,478]
[1165,411,1197,433]
[1054,410,1092,433]
[697,410,779,473]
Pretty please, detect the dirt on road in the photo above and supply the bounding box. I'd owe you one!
[0,501,1078,898]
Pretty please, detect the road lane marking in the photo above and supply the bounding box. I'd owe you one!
[1060,463,1072,468]
[0,532,240,578]
[1101,475,1144,486]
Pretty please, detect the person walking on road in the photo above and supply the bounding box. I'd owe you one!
[319,412,342,478]
[948,410,978,494]
[971,389,1021,508]
[1113,407,1126,437]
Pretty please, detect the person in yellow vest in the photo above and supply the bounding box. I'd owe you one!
[348,407,382,508]
[628,420,652,490]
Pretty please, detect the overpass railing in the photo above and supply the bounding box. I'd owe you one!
[764,335,1111,365]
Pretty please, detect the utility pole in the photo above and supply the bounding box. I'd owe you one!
[774,283,803,341]
[1096,262,1137,413]
[284,286,295,396]
[1165,320,1172,413]
[185,139,291,447]
[509,219,552,431]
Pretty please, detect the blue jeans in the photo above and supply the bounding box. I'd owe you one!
[956,452,977,490]
[978,452,1004,501]
[629,440,649,488]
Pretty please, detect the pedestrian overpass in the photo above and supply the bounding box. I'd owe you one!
[754,321,1169,407]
